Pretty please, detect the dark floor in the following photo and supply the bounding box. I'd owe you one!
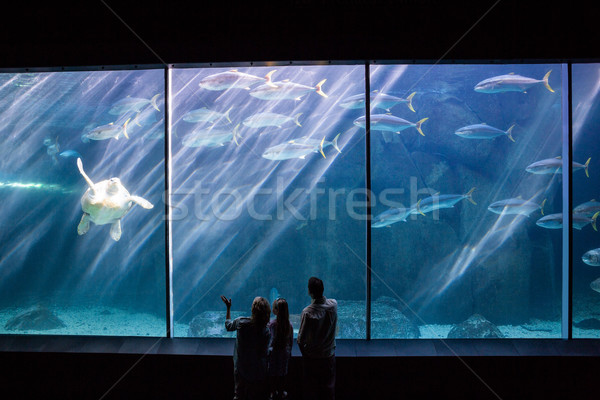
[0,353,598,399]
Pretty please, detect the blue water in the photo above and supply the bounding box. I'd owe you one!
[3,63,595,339]
[0,70,166,335]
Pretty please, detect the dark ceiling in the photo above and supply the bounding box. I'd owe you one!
[0,0,595,68]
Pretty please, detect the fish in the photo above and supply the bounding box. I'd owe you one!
[182,106,232,123]
[526,157,591,177]
[249,79,328,101]
[198,69,276,91]
[371,207,413,228]
[574,200,600,217]
[81,118,131,142]
[412,188,477,216]
[536,212,600,230]
[591,277,600,293]
[262,134,341,160]
[474,71,554,93]
[182,124,240,148]
[108,94,161,115]
[59,150,82,158]
[487,197,546,216]
[583,249,600,266]
[454,123,515,142]
[339,91,416,112]
[353,114,428,136]
[243,112,302,128]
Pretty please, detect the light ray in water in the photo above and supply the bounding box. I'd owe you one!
[0,180,75,194]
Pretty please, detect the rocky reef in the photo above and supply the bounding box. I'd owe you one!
[4,305,66,331]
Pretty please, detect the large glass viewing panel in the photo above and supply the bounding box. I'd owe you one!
[572,64,600,338]
[0,70,166,336]
[369,64,563,338]
[171,65,367,338]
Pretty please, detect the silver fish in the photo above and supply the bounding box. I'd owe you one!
[198,69,276,91]
[82,118,131,142]
[591,277,600,293]
[354,114,428,136]
[182,106,232,123]
[526,157,590,177]
[250,79,327,101]
[574,200,600,217]
[182,124,239,148]
[454,123,515,141]
[109,94,160,115]
[536,212,599,230]
[412,188,477,216]
[243,112,302,128]
[474,71,554,93]
[339,91,416,112]
[487,198,546,216]
[371,207,412,228]
[59,150,82,158]
[583,249,600,267]
[262,134,341,160]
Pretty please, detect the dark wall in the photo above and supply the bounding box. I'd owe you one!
[0,1,597,69]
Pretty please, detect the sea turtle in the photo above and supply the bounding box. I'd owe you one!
[76,158,153,241]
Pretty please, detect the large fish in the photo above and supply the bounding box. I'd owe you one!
[353,114,428,136]
[536,212,600,230]
[574,200,600,217]
[182,124,239,148]
[250,79,327,101]
[371,207,413,228]
[109,94,161,115]
[591,277,600,293]
[454,123,515,142]
[339,91,416,112]
[526,157,590,177]
[82,118,131,142]
[583,249,600,266]
[412,188,477,216]
[487,197,546,216]
[474,71,554,93]
[198,69,276,91]
[262,134,341,160]
[243,112,302,129]
[183,106,232,123]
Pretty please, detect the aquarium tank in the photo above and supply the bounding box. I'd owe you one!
[0,69,166,336]
[572,63,600,338]
[3,61,599,342]
[170,65,367,338]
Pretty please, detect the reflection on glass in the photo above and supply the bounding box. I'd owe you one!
[369,64,562,338]
[171,65,366,338]
[572,64,600,338]
[0,70,166,336]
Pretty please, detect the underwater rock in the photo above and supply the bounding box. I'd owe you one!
[4,306,66,331]
[447,314,504,339]
[338,300,420,339]
[573,318,600,330]
[188,310,242,337]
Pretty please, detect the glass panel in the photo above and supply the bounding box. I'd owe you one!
[171,64,366,338]
[369,64,562,338]
[0,70,166,336]
[572,63,600,338]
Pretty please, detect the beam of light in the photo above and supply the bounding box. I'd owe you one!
[0,180,75,193]
[573,66,600,147]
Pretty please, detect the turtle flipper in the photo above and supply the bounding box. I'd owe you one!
[129,195,154,209]
[78,213,91,235]
[76,158,96,195]
[110,220,122,241]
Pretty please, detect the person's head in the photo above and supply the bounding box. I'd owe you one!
[272,298,289,321]
[308,276,324,299]
[251,296,271,326]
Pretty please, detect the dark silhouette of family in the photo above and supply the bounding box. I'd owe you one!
[222,277,338,400]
